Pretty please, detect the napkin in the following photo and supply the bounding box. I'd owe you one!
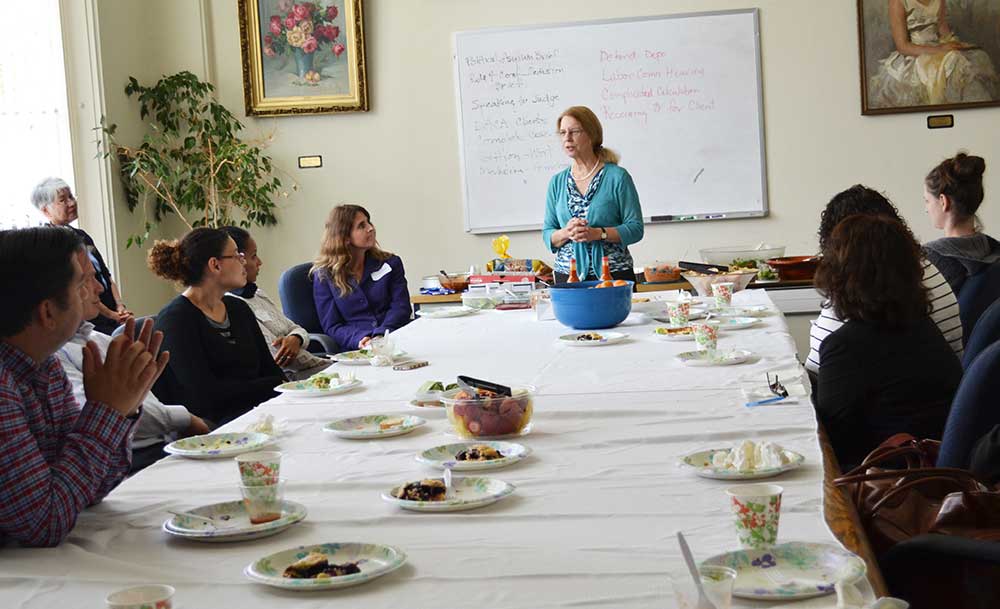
[739,365,810,404]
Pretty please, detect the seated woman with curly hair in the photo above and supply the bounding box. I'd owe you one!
[813,214,962,469]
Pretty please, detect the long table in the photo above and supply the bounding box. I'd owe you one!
[0,290,877,608]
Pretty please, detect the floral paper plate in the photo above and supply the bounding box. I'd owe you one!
[244,542,407,590]
[382,476,515,512]
[163,500,307,542]
[164,432,272,459]
[323,415,426,439]
[701,542,866,600]
[676,349,754,367]
[711,305,771,317]
[558,331,629,346]
[680,448,805,480]
[415,441,531,471]
[416,306,479,319]
[275,378,362,397]
[715,316,760,331]
[332,349,407,365]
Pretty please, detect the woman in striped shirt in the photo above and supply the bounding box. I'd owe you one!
[806,185,962,376]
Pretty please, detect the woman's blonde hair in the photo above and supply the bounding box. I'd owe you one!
[556,106,619,165]
[310,204,391,296]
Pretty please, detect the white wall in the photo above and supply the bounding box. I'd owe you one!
[90,0,1000,311]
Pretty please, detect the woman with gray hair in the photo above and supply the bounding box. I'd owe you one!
[31,177,132,334]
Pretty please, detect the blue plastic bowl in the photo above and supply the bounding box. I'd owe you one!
[549,280,634,329]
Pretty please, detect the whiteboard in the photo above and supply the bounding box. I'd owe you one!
[453,9,767,234]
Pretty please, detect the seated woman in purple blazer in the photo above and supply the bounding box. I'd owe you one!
[311,204,412,351]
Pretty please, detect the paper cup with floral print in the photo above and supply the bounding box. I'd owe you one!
[726,483,783,549]
[106,584,174,609]
[666,301,691,326]
[692,323,718,351]
[712,282,735,307]
[235,451,282,486]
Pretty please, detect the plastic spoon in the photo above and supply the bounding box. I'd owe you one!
[676,531,715,609]
[443,466,453,498]
[167,510,217,528]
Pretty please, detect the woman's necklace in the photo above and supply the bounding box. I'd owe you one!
[571,159,600,182]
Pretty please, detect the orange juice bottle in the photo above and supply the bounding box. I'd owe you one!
[568,258,580,283]
[596,256,614,287]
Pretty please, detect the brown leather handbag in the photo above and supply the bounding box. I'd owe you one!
[833,433,1000,556]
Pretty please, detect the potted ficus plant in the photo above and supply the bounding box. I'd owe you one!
[99,71,288,246]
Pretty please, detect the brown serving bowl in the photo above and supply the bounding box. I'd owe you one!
[765,256,820,281]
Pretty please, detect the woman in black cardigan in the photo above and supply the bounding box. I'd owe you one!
[813,214,962,469]
[149,228,284,426]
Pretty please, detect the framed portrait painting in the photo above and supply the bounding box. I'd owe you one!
[238,0,369,116]
[857,0,1000,115]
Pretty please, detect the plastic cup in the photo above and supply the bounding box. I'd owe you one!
[712,282,735,307]
[726,483,783,549]
[667,301,691,326]
[668,565,737,609]
[106,584,174,609]
[239,479,285,524]
[692,323,718,351]
[369,333,395,367]
[235,451,281,486]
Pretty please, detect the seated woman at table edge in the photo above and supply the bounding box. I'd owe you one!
[57,248,211,473]
[922,151,1000,295]
[542,105,644,283]
[813,214,962,469]
[311,204,412,351]
[221,225,331,380]
[806,184,962,377]
[0,227,166,547]
[150,228,284,426]
[31,176,134,334]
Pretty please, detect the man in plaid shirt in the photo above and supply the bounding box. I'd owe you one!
[0,227,169,547]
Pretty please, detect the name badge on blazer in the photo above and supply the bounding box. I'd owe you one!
[371,262,392,282]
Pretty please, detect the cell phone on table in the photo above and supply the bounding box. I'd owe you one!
[393,360,429,371]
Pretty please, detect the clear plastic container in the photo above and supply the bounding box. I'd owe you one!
[461,291,504,310]
[699,245,786,268]
[439,385,534,438]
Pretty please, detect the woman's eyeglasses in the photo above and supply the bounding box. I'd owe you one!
[218,253,246,263]
[558,128,585,139]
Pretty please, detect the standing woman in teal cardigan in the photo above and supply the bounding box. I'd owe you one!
[542,106,644,282]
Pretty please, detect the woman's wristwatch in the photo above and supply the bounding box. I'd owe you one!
[599,228,607,241]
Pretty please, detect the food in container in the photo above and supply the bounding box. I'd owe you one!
[643,262,683,282]
[438,272,470,292]
[461,291,504,310]
[440,385,534,438]
[700,245,786,267]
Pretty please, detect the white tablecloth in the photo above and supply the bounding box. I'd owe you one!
[0,290,874,608]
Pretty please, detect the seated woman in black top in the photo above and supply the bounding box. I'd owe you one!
[813,214,962,469]
[149,228,284,426]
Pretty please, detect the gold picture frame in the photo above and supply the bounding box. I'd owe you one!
[857,0,1000,115]
[238,0,369,116]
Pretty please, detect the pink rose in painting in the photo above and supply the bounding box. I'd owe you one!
[302,36,318,54]
[326,5,338,20]
[333,43,345,57]
[277,0,293,12]
[270,15,281,26]
[263,46,276,57]
[284,16,295,29]
[330,25,340,40]
[264,34,273,44]
[292,4,311,21]
[269,21,282,35]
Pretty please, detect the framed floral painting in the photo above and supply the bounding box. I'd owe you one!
[858,0,1000,115]
[238,0,368,116]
